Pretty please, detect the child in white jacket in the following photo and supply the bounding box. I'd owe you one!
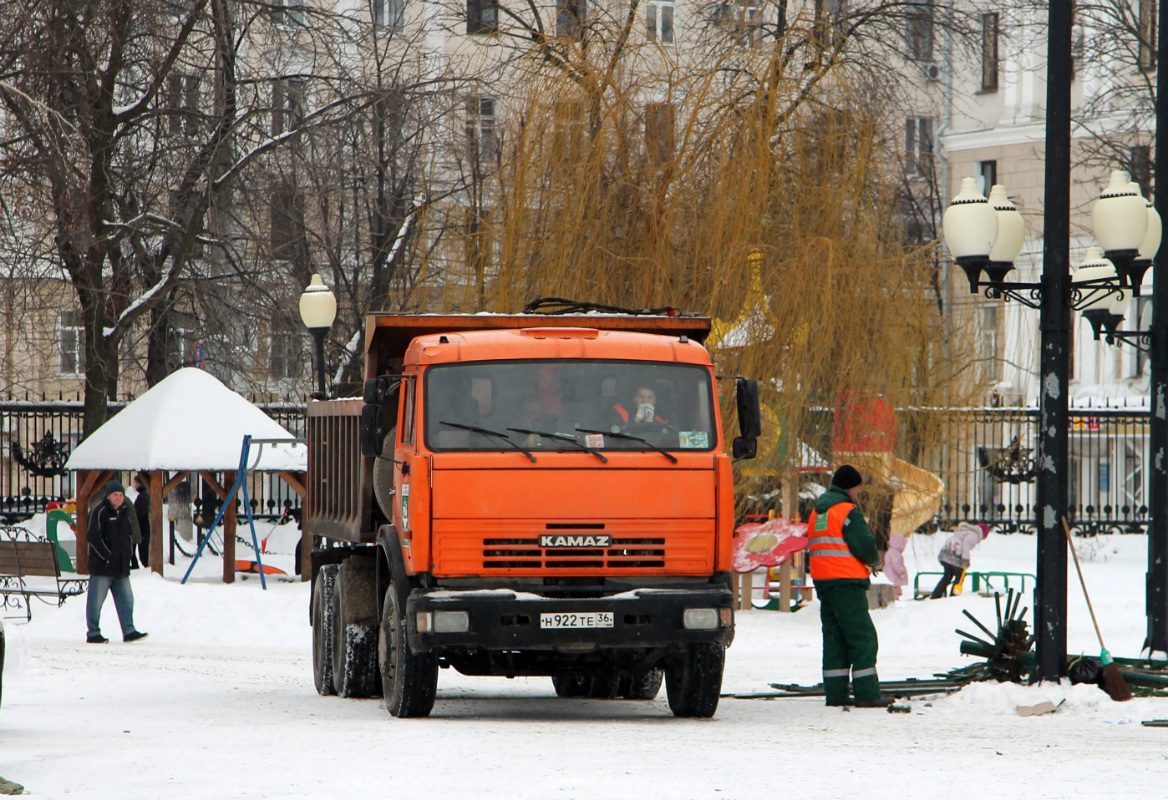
[930,522,989,598]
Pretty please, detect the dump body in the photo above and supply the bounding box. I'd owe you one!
[306,312,751,718]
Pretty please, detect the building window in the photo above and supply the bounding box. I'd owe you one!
[374,0,406,30]
[166,73,201,135]
[905,0,933,61]
[981,12,999,91]
[1133,296,1153,377]
[272,78,306,137]
[270,184,306,264]
[166,319,194,371]
[58,310,85,376]
[551,99,585,161]
[556,0,585,38]
[464,208,491,281]
[272,0,305,27]
[1125,440,1145,508]
[647,0,675,45]
[645,103,675,164]
[980,305,998,383]
[1140,0,1157,71]
[816,0,847,50]
[1130,145,1152,200]
[719,1,765,47]
[904,116,933,177]
[269,333,302,380]
[977,160,997,196]
[467,0,498,35]
[465,96,496,164]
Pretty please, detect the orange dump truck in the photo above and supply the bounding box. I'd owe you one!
[306,311,761,718]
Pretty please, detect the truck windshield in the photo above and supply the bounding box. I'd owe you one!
[424,360,716,453]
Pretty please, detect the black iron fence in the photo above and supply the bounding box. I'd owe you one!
[798,405,1151,536]
[907,407,1151,536]
[3,399,1152,536]
[0,398,306,524]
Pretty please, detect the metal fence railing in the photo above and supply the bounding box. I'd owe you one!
[0,398,306,524]
[804,406,1151,537]
[2,399,1152,537]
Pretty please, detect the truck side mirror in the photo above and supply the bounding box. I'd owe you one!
[736,379,762,438]
[732,436,757,460]
[361,404,386,457]
[364,377,389,405]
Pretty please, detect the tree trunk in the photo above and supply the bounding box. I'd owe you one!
[80,287,119,438]
[146,303,173,387]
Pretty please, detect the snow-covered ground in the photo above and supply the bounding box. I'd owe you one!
[3,521,1168,799]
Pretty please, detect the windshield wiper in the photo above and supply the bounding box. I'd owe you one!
[506,428,608,463]
[575,428,678,464]
[439,421,537,462]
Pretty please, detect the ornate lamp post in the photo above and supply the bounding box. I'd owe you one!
[943,175,1070,682]
[298,273,337,400]
[945,167,1164,676]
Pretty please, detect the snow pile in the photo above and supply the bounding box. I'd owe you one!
[2,528,1167,799]
[64,367,305,472]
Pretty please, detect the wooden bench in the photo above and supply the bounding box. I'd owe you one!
[0,526,88,622]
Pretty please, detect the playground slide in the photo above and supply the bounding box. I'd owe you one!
[836,451,944,537]
[888,457,944,537]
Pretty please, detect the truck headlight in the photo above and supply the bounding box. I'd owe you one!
[417,610,470,633]
[435,610,470,632]
[683,608,719,630]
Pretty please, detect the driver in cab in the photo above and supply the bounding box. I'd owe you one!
[611,385,668,433]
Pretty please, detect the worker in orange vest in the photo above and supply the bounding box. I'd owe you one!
[807,465,892,708]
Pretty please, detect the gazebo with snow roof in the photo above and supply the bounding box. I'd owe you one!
[65,368,308,583]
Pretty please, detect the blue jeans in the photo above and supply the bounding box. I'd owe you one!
[86,575,137,638]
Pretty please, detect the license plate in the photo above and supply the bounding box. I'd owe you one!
[540,611,614,629]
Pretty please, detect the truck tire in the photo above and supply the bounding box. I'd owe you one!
[620,667,664,700]
[331,562,380,699]
[551,674,587,697]
[379,583,438,717]
[665,644,725,718]
[586,672,620,699]
[311,564,338,696]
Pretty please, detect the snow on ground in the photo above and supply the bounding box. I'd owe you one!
[2,524,1168,799]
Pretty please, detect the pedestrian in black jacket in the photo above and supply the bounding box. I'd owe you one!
[85,480,148,644]
[132,473,151,569]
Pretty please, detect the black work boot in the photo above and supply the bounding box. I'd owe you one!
[852,695,895,708]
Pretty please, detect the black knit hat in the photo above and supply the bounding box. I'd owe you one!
[831,465,863,491]
[105,479,126,497]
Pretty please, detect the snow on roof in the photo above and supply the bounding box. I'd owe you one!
[65,368,305,472]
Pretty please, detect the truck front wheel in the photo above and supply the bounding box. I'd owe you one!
[311,565,338,696]
[665,644,724,718]
[379,585,438,717]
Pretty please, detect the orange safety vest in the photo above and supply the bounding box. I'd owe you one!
[807,502,870,581]
[613,403,668,425]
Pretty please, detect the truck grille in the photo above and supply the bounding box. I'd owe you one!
[482,537,666,569]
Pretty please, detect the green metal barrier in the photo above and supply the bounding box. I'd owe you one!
[913,570,1035,599]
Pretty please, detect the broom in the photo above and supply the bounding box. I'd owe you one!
[1060,517,1132,702]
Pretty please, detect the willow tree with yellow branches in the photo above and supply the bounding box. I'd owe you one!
[439,3,985,509]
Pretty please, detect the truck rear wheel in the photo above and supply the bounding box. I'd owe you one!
[620,668,664,700]
[586,672,620,698]
[551,674,587,697]
[665,644,724,718]
[379,584,438,717]
[331,562,380,699]
[311,564,338,696]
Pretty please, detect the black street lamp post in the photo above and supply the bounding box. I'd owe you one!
[298,273,337,401]
[942,5,1167,679]
[1147,0,1168,658]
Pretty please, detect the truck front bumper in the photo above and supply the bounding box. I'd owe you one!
[405,585,735,653]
